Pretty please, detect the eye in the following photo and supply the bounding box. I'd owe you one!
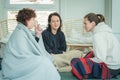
[51,21,55,23]
[57,19,60,22]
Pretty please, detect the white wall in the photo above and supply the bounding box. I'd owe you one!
[105,0,112,27]
[0,0,2,21]
[112,0,120,42]
[0,0,6,20]
[60,0,105,21]
[0,0,105,22]
[112,0,120,33]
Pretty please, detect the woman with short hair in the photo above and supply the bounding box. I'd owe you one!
[1,8,60,80]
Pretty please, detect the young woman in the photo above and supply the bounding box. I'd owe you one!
[1,8,60,80]
[42,12,67,54]
[71,13,120,79]
[41,12,84,72]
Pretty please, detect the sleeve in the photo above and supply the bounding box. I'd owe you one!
[42,32,53,54]
[35,36,39,42]
[59,32,67,52]
[93,34,108,62]
[30,30,39,42]
[38,36,54,62]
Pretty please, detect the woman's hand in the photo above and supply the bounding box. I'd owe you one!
[35,24,43,38]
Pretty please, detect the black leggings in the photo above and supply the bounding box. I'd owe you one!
[109,68,120,78]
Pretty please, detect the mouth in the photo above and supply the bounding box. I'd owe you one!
[53,26,58,28]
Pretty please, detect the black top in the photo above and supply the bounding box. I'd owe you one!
[35,36,39,42]
[42,29,67,54]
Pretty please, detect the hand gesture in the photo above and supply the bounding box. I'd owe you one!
[35,24,43,38]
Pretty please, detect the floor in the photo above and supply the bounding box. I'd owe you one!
[59,72,120,80]
[0,71,120,80]
[0,71,3,80]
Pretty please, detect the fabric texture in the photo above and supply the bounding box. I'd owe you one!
[71,51,111,79]
[53,50,83,72]
[42,29,66,54]
[92,22,120,69]
[1,23,60,80]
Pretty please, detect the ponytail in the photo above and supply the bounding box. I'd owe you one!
[96,14,105,22]
[84,13,105,25]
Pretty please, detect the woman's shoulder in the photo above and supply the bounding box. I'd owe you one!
[56,31,65,39]
[42,29,51,36]
[42,29,49,33]
[58,31,65,35]
[13,25,26,35]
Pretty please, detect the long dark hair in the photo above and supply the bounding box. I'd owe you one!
[84,13,105,25]
[47,12,62,32]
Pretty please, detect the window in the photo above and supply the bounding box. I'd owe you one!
[4,0,59,34]
[8,11,54,33]
[36,11,54,29]
[63,19,93,44]
[10,0,54,4]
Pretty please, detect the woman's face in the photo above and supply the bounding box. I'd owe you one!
[83,18,95,32]
[26,17,36,29]
[50,15,60,31]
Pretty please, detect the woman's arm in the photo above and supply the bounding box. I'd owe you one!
[42,32,53,54]
[93,34,108,62]
[59,32,67,52]
[34,24,43,42]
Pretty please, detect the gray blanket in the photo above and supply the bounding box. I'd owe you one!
[1,23,60,80]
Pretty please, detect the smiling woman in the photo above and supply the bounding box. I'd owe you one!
[42,12,67,54]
